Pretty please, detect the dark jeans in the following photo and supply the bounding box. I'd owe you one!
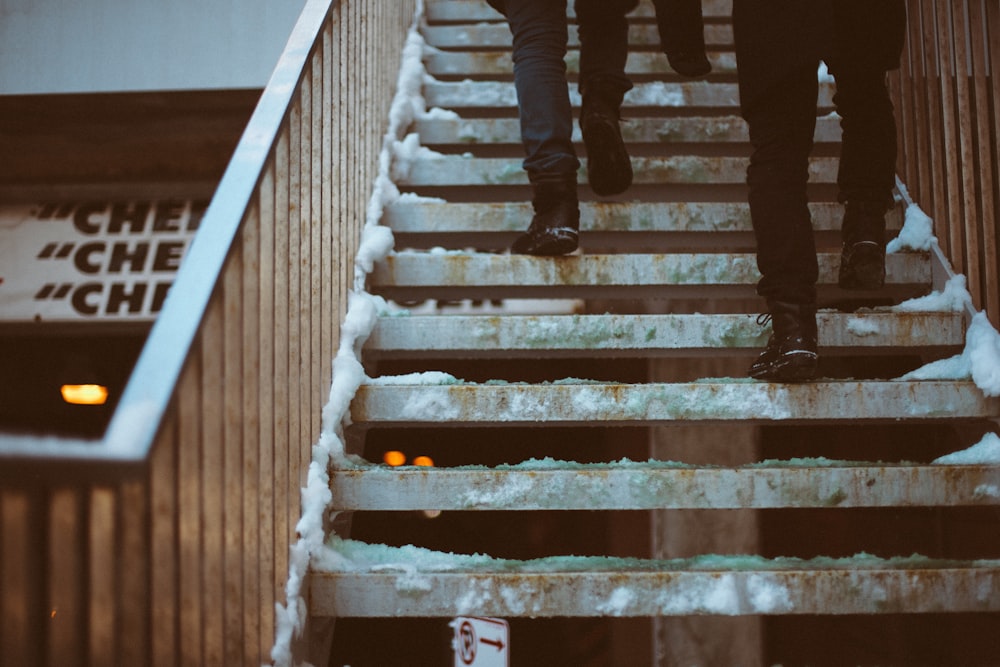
[741,57,899,305]
[488,0,638,182]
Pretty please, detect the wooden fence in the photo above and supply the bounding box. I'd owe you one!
[892,0,1000,326]
[0,0,416,664]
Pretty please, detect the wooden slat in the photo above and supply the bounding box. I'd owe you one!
[2,491,43,665]
[352,380,1000,426]
[177,354,204,665]
[223,228,245,664]
[88,488,115,665]
[312,562,1000,617]
[364,311,964,357]
[967,0,999,325]
[150,417,179,667]
[396,155,837,187]
[200,299,226,666]
[48,488,85,667]
[118,479,149,665]
[272,129,291,619]
[328,464,1000,510]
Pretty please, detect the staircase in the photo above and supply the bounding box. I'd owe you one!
[311,0,1000,663]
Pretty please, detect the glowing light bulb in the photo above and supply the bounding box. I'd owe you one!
[383,450,406,466]
[60,384,108,406]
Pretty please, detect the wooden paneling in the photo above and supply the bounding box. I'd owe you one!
[894,0,1000,326]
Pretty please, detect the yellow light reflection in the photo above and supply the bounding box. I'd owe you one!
[60,384,108,406]
[413,455,434,467]
[383,450,406,466]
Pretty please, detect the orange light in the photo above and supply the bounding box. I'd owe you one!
[412,455,434,467]
[383,450,406,466]
[60,384,108,406]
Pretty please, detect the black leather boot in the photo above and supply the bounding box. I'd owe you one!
[580,92,633,197]
[838,200,888,290]
[510,175,580,256]
[748,300,819,381]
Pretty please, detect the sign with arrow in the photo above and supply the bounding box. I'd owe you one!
[451,617,509,667]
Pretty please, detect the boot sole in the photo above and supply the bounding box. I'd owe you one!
[749,351,818,382]
[582,120,633,197]
[838,243,886,290]
[510,227,579,256]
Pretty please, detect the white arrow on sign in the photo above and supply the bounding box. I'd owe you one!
[451,616,509,667]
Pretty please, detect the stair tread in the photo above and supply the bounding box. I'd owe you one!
[425,50,737,78]
[352,380,999,425]
[329,463,1000,510]
[372,251,929,287]
[383,201,901,234]
[311,540,1000,617]
[365,311,964,356]
[422,22,734,50]
[412,115,840,146]
[425,80,830,110]
[396,154,837,187]
[424,0,733,23]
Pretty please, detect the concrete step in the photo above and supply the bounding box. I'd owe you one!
[412,115,841,146]
[424,80,835,111]
[424,50,737,78]
[351,380,1000,426]
[382,201,902,252]
[329,463,1000,510]
[311,544,1000,617]
[364,311,963,359]
[422,22,734,50]
[370,251,930,301]
[396,155,838,187]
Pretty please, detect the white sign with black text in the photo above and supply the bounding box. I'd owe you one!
[451,617,509,667]
[0,200,206,322]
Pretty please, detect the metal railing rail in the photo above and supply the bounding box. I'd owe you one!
[892,0,1000,327]
[0,0,417,663]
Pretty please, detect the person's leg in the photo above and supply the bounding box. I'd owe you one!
[499,0,581,254]
[828,63,898,289]
[741,62,822,381]
[574,0,637,196]
[652,0,711,77]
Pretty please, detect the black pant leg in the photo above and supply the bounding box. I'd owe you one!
[743,64,821,305]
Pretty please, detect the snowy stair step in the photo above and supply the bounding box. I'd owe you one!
[396,155,837,187]
[424,0,733,23]
[310,543,1000,617]
[424,50,737,78]
[382,201,902,244]
[369,251,930,301]
[328,462,1000,511]
[422,22,735,50]
[364,311,964,359]
[412,115,840,147]
[351,380,999,426]
[424,80,830,111]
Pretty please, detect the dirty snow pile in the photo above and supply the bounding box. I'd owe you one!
[270,3,448,664]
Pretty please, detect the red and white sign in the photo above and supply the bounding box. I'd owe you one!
[0,200,206,322]
[452,617,509,667]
